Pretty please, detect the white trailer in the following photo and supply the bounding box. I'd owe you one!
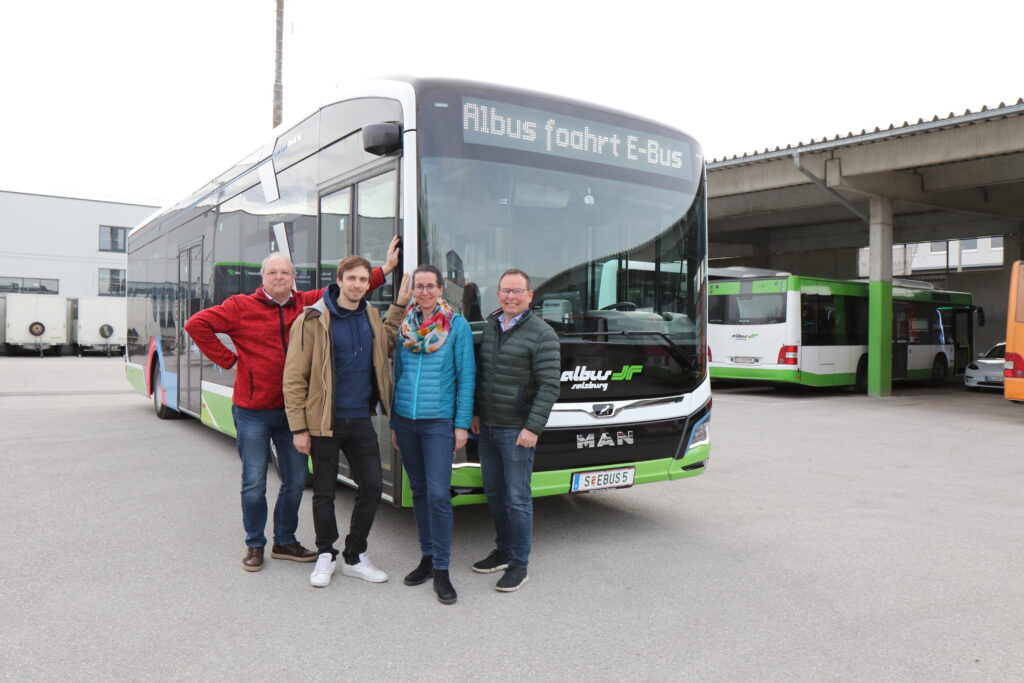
[73,297,127,355]
[3,293,68,355]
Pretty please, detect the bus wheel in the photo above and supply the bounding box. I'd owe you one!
[929,355,948,386]
[152,367,178,419]
[854,356,868,394]
[270,441,313,488]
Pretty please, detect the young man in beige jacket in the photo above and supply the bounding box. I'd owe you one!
[283,255,410,588]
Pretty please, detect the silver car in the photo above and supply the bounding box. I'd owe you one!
[965,342,1005,390]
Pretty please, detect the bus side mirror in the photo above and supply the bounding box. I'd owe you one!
[363,123,402,156]
[977,306,986,327]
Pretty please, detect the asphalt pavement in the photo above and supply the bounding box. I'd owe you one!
[1,357,1021,682]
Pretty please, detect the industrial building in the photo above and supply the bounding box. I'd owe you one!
[707,100,1024,394]
[0,190,157,353]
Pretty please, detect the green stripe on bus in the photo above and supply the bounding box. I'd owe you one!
[201,388,237,437]
[401,454,709,508]
[710,366,859,387]
[753,279,787,293]
[709,279,787,295]
[125,364,147,396]
[709,282,740,295]
[711,367,801,382]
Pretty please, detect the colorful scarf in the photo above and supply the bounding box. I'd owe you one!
[400,300,453,353]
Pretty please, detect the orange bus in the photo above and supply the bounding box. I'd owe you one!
[1005,260,1024,400]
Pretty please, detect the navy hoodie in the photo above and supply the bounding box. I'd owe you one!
[323,284,373,418]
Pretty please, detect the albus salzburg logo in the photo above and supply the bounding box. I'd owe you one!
[731,333,759,340]
[561,365,643,391]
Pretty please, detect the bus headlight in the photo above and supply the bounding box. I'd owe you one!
[685,416,710,452]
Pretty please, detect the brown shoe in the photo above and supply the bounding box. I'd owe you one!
[243,546,264,572]
[271,541,317,562]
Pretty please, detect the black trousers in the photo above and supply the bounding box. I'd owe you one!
[311,418,383,564]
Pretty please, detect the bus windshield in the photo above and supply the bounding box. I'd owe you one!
[709,292,786,325]
[419,156,703,343]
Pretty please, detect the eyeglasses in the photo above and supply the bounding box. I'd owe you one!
[499,288,528,297]
[414,283,440,292]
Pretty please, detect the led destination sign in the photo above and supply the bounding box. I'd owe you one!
[462,98,693,181]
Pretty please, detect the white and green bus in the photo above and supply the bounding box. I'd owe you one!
[125,77,711,507]
[708,270,977,390]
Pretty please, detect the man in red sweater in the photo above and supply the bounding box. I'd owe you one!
[185,237,399,571]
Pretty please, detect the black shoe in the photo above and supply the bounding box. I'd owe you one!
[433,569,458,605]
[404,555,434,586]
[472,549,509,574]
[496,565,529,592]
[271,541,317,562]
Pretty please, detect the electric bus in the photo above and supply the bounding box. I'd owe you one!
[125,77,710,506]
[708,270,978,390]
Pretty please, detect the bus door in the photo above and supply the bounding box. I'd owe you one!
[318,167,399,498]
[952,307,973,373]
[892,301,909,380]
[177,241,204,416]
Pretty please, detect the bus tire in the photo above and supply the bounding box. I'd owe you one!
[929,355,948,386]
[854,355,868,394]
[270,441,314,488]
[152,366,178,419]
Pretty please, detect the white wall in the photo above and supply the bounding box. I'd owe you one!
[0,191,157,299]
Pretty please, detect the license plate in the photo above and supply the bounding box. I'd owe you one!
[986,376,1003,383]
[730,356,758,364]
[570,467,635,493]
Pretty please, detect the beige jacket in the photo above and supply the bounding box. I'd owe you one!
[283,297,404,436]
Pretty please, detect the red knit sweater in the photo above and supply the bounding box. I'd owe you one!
[184,268,385,409]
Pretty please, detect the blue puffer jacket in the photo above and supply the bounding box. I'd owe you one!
[393,309,475,429]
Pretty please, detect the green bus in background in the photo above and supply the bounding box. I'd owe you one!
[708,269,979,391]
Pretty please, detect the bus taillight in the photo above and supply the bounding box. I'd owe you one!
[778,345,798,365]
[1004,352,1024,378]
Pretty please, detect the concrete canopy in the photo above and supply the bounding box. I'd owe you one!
[709,100,1024,246]
[706,100,1024,394]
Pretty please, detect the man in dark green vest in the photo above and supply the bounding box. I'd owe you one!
[470,268,561,592]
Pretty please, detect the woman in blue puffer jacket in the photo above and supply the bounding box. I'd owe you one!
[391,264,475,605]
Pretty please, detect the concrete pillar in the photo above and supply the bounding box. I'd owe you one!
[752,233,771,269]
[868,197,893,396]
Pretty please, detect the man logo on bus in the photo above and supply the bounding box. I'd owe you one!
[561,364,643,391]
[577,430,635,449]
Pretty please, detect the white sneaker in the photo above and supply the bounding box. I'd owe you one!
[340,552,389,583]
[310,553,337,588]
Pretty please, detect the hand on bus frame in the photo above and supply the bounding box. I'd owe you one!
[383,235,401,275]
[396,272,412,307]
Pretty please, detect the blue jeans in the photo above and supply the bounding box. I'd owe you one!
[391,414,455,570]
[231,405,306,548]
[477,423,535,568]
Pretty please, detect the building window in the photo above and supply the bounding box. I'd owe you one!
[0,276,59,294]
[929,241,946,253]
[960,238,978,251]
[99,268,126,296]
[99,226,129,252]
[991,236,1004,249]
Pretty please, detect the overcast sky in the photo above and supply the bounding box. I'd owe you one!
[2,0,1021,208]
